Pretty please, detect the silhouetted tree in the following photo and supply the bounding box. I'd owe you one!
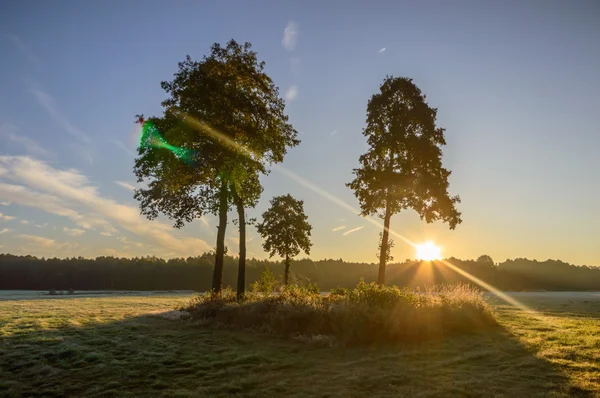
[133,40,298,293]
[477,255,495,267]
[256,195,313,285]
[347,76,462,285]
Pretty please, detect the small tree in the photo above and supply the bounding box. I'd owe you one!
[256,194,312,285]
[476,255,495,267]
[347,76,462,285]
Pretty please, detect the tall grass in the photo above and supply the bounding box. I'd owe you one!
[183,280,497,345]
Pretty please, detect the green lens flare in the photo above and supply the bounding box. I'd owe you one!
[139,120,197,165]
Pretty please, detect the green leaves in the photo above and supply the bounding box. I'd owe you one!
[256,195,312,260]
[347,76,462,228]
[134,40,299,228]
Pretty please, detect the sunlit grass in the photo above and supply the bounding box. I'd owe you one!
[0,292,598,397]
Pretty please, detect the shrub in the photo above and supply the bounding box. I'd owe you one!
[183,281,497,345]
[250,267,277,294]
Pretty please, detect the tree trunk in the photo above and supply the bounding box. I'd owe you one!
[284,254,290,285]
[212,179,228,293]
[378,202,392,285]
[232,188,246,300]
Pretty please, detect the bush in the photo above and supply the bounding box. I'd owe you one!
[183,281,497,345]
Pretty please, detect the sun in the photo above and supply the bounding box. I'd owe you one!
[415,241,442,261]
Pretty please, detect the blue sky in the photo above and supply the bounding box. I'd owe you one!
[1,0,599,265]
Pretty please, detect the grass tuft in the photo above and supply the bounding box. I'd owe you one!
[183,281,497,344]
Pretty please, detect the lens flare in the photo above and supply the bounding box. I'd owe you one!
[136,118,198,165]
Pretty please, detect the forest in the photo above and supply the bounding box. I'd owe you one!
[1,252,599,292]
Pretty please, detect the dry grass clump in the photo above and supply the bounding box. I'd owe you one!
[183,277,497,345]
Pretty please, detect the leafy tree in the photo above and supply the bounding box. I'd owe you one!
[133,40,298,293]
[256,194,312,285]
[476,255,495,267]
[347,76,462,285]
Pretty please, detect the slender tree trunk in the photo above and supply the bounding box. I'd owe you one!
[284,254,290,285]
[378,202,392,286]
[212,179,228,293]
[232,188,246,300]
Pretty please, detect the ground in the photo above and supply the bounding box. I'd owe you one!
[0,291,599,397]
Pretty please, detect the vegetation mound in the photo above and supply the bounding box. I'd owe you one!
[183,277,497,345]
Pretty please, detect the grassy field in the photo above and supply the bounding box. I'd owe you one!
[0,292,599,397]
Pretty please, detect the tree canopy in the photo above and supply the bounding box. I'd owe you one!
[256,194,312,284]
[348,76,462,285]
[133,40,298,293]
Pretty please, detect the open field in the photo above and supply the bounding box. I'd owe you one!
[1,291,599,397]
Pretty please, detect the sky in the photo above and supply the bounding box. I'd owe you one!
[0,0,599,265]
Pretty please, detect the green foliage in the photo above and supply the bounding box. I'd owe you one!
[347,76,462,226]
[250,267,277,294]
[185,282,497,345]
[134,39,299,292]
[347,76,462,284]
[256,195,312,260]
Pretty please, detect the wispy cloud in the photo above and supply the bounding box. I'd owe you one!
[0,123,52,158]
[332,225,346,232]
[0,228,11,234]
[0,212,16,221]
[0,156,210,256]
[378,47,386,53]
[18,234,55,247]
[343,226,364,236]
[115,181,136,191]
[0,202,9,206]
[31,90,91,143]
[331,129,338,136]
[20,220,30,225]
[282,21,298,51]
[110,139,136,157]
[8,34,40,65]
[63,227,85,236]
[285,86,298,102]
[100,231,112,237]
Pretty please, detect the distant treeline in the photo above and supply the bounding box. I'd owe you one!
[1,253,599,292]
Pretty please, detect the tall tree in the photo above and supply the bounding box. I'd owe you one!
[256,194,312,285]
[347,76,462,285]
[134,40,298,293]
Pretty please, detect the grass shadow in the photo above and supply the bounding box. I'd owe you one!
[0,309,594,397]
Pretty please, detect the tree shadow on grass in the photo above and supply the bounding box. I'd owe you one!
[0,313,594,398]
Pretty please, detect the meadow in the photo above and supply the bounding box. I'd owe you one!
[0,291,599,397]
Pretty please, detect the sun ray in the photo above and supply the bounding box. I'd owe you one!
[175,111,549,319]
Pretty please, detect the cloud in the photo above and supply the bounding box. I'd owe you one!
[20,220,30,225]
[379,47,386,53]
[282,21,298,51]
[343,226,364,236]
[110,139,136,157]
[0,201,9,206]
[18,234,55,247]
[0,228,11,234]
[63,227,85,236]
[331,130,338,136]
[285,86,298,102]
[0,123,52,158]
[31,90,90,143]
[332,225,346,232]
[100,231,112,237]
[8,34,40,65]
[115,181,136,191]
[0,212,16,221]
[0,156,210,255]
